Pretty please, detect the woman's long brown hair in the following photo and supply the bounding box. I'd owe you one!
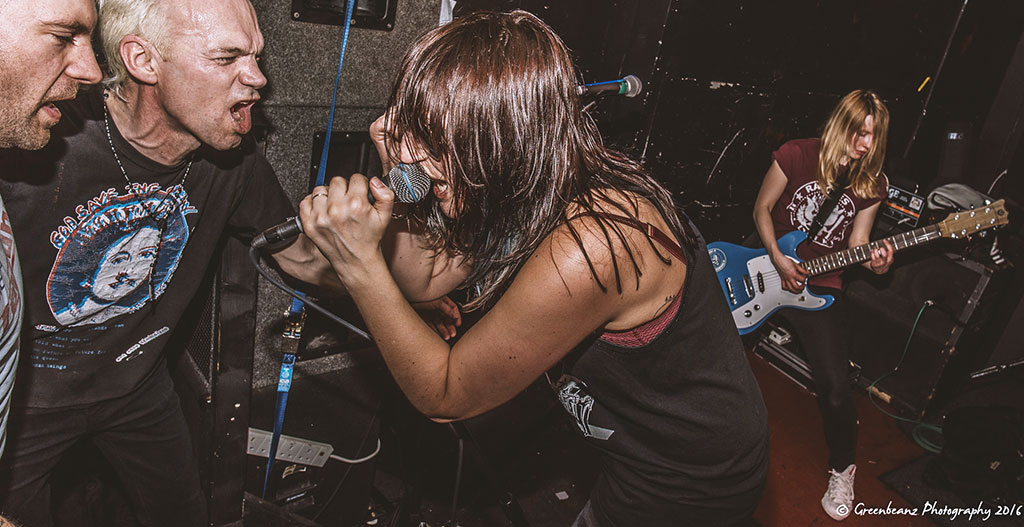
[385,10,691,311]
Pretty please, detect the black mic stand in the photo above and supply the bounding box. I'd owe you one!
[382,415,531,527]
[445,421,530,527]
[969,357,1024,381]
[902,0,969,159]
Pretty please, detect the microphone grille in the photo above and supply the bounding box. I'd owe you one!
[386,163,433,203]
[622,75,642,98]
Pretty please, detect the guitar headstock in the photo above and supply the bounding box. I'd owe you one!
[938,199,1009,239]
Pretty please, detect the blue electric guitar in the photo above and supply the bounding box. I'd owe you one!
[708,200,1009,334]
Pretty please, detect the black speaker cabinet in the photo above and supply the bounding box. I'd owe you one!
[168,236,259,526]
[934,122,973,187]
[844,250,999,419]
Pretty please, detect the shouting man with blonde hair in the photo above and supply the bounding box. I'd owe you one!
[0,0,338,524]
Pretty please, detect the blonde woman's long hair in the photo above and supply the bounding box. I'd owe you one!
[818,89,889,199]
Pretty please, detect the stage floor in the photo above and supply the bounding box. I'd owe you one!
[356,350,946,527]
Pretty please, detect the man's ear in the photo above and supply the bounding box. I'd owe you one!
[119,35,162,86]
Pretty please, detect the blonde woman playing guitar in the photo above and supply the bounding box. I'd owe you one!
[751,90,893,522]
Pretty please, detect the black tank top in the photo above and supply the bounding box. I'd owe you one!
[554,216,769,526]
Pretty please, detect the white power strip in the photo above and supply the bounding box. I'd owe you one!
[247,427,334,468]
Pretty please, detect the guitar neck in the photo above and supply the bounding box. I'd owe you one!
[803,224,943,277]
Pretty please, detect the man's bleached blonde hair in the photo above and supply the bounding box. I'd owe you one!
[99,0,170,96]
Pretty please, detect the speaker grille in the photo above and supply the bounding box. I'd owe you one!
[177,271,219,399]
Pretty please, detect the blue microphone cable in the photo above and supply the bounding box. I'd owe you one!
[260,0,361,499]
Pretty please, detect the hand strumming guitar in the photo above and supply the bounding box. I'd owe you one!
[769,250,809,294]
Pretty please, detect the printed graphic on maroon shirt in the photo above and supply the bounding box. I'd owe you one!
[786,181,856,249]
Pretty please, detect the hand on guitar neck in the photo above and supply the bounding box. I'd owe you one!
[862,239,894,275]
[769,234,893,294]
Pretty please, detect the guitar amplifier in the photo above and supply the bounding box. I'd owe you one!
[879,183,926,229]
[844,250,1002,419]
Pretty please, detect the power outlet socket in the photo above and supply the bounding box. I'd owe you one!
[247,427,334,468]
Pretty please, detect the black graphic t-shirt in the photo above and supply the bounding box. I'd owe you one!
[0,90,293,408]
[769,138,885,289]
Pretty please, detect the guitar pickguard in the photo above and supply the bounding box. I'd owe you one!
[732,254,830,333]
[708,235,834,335]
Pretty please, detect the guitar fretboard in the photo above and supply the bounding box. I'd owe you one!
[803,224,942,277]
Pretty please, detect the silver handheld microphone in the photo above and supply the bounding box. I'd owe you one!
[251,163,432,249]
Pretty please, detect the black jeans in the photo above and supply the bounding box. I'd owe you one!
[778,287,858,471]
[0,366,206,527]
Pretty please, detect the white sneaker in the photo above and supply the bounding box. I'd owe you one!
[821,464,856,521]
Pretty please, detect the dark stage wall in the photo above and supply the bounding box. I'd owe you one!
[478,0,1024,241]
[198,1,1024,521]
[248,0,443,389]
[241,0,1024,407]
[247,0,1024,373]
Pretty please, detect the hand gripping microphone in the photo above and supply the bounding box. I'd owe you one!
[576,75,642,98]
[251,163,432,249]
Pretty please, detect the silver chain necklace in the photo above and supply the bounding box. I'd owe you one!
[101,96,194,304]
[102,98,192,206]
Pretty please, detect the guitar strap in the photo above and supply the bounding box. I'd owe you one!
[806,171,849,240]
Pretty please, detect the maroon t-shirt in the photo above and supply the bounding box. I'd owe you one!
[769,138,885,289]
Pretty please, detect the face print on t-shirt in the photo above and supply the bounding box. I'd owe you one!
[47,184,196,327]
